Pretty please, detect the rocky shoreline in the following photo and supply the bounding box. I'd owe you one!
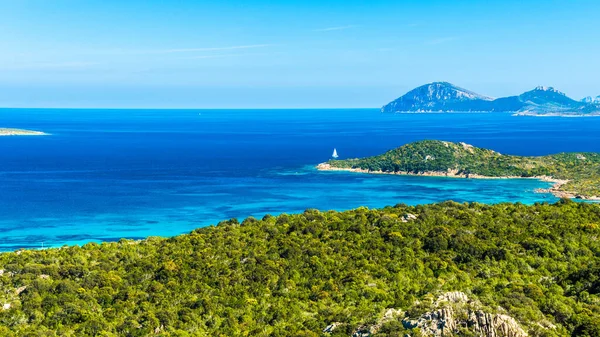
[316,163,599,201]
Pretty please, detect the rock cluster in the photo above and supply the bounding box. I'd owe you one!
[401,213,418,223]
[469,312,526,337]
[403,292,528,337]
[435,291,469,305]
[335,292,530,337]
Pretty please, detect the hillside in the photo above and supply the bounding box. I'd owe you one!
[1,201,600,336]
[381,83,600,116]
[319,140,600,199]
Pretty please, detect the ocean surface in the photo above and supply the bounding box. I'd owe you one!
[2,108,600,251]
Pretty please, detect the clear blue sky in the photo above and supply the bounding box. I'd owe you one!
[1,0,599,108]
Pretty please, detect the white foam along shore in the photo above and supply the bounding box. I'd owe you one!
[316,163,598,201]
[512,112,600,117]
[0,128,49,136]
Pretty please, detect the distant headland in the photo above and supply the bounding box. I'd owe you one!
[381,82,600,116]
[0,128,48,136]
[318,140,600,200]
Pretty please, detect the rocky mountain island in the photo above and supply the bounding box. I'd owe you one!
[381,82,600,116]
[318,140,600,200]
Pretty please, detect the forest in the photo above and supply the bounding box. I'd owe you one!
[1,199,599,336]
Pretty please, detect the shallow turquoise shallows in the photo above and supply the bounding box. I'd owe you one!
[3,108,600,251]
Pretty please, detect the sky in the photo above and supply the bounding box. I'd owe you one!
[1,0,599,108]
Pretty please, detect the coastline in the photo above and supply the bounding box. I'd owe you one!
[316,163,598,201]
[381,111,600,117]
[0,128,49,136]
[512,112,600,117]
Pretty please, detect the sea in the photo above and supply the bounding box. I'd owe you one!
[1,108,600,251]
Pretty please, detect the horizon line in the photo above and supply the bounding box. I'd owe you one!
[0,106,382,110]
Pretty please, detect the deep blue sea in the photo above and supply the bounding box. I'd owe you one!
[1,108,600,251]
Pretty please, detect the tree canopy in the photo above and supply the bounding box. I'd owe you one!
[1,200,599,336]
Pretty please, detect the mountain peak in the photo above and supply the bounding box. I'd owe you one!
[381,82,600,115]
[380,82,496,113]
[429,81,452,86]
[582,96,600,104]
[418,82,493,101]
[532,86,566,96]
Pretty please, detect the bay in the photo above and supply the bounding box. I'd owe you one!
[1,108,599,251]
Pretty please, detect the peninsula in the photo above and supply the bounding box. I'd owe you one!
[0,128,48,136]
[318,140,600,200]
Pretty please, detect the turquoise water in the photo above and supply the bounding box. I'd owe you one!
[3,109,600,251]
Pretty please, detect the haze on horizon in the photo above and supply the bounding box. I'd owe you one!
[1,0,599,109]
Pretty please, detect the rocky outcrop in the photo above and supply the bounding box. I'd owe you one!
[469,312,526,337]
[345,292,530,337]
[435,291,469,305]
[401,213,418,222]
[402,292,528,337]
[403,307,457,335]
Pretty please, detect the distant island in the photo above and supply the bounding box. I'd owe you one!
[381,82,600,116]
[0,128,48,136]
[318,140,600,200]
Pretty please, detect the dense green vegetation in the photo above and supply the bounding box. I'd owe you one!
[1,200,600,336]
[325,140,600,198]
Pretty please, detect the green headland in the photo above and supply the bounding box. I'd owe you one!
[318,140,600,200]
